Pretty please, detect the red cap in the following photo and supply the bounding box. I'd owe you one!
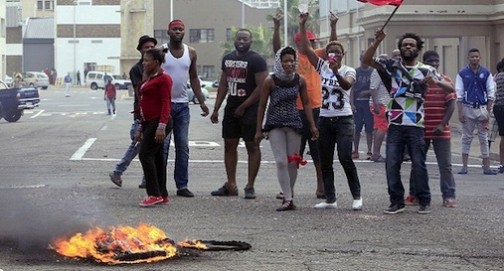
[294,31,317,42]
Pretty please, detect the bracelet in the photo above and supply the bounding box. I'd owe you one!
[157,123,166,130]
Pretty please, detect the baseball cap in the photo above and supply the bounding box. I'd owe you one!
[294,31,318,42]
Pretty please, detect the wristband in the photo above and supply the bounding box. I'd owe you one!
[157,123,166,130]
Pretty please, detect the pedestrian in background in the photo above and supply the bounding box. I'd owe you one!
[406,50,457,208]
[64,72,72,97]
[135,48,173,207]
[104,78,116,115]
[455,48,497,175]
[492,58,504,173]
[255,46,318,211]
[109,35,157,188]
[369,54,390,163]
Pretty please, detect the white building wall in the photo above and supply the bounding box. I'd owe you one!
[55,4,121,82]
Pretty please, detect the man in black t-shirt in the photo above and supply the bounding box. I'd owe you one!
[210,29,268,199]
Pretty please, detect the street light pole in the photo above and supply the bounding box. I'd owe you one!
[241,1,245,28]
[170,0,173,22]
[283,0,287,46]
[73,0,77,85]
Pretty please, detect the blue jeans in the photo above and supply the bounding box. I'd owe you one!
[317,116,361,203]
[386,125,430,205]
[409,138,455,200]
[113,119,141,177]
[163,102,190,190]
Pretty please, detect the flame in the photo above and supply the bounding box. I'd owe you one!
[50,223,207,264]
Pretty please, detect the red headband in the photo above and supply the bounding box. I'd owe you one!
[168,20,185,30]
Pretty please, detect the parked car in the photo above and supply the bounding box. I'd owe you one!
[0,79,40,122]
[111,74,132,90]
[23,71,49,89]
[4,75,13,87]
[186,83,209,104]
[212,80,219,88]
[198,76,214,90]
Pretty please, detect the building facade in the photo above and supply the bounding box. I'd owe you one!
[319,0,504,79]
[55,0,121,84]
[1,1,6,80]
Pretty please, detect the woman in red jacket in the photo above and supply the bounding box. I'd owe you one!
[135,48,173,207]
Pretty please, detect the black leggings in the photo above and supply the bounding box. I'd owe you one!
[139,118,172,197]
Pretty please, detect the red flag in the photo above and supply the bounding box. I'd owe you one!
[358,0,403,6]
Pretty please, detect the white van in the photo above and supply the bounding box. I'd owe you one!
[86,71,131,90]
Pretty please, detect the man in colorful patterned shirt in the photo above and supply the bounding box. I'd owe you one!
[363,30,453,215]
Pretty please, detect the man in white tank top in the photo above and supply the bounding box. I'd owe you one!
[161,20,209,198]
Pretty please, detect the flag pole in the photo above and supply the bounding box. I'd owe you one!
[379,5,400,31]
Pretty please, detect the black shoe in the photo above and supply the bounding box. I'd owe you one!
[177,188,194,198]
[418,204,432,214]
[384,203,405,214]
[211,183,238,196]
[244,187,256,199]
[276,200,296,211]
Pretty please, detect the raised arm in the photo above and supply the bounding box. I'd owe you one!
[299,13,321,69]
[328,11,338,41]
[362,29,386,71]
[272,11,283,54]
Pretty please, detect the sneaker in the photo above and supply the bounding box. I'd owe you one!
[384,203,405,214]
[109,173,122,188]
[276,191,284,200]
[405,195,419,206]
[244,187,256,199]
[139,196,163,207]
[458,168,468,175]
[352,151,359,159]
[314,201,337,209]
[276,200,296,211]
[498,165,504,174]
[161,197,171,204]
[176,188,194,198]
[442,198,457,208]
[365,152,372,160]
[418,204,432,214]
[483,168,498,175]
[352,198,363,211]
[372,155,386,162]
[210,183,238,196]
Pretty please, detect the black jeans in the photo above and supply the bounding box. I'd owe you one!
[139,118,172,198]
[318,116,361,202]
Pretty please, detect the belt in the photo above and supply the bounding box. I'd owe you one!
[320,115,353,121]
[462,102,486,109]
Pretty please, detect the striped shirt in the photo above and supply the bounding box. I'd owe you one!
[424,74,456,140]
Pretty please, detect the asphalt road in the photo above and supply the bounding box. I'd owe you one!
[0,86,503,271]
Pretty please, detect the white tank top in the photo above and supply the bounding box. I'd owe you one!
[162,43,191,103]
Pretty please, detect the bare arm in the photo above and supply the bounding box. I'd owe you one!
[299,13,321,69]
[188,47,209,116]
[255,76,274,143]
[210,72,229,124]
[362,29,386,71]
[329,11,338,41]
[272,12,282,54]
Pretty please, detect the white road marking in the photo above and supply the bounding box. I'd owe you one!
[70,138,97,160]
[0,184,47,189]
[30,109,45,118]
[101,125,108,131]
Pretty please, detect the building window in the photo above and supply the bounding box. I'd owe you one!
[226,28,232,42]
[44,0,54,10]
[189,29,215,43]
[37,0,43,10]
[202,65,215,79]
[154,29,169,45]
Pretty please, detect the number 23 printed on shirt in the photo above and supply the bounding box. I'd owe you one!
[321,86,344,110]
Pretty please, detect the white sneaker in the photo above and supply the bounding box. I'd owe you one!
[314,201,337,209]
[352,198,363,211]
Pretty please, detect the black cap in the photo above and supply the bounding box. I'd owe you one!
[136,35,157,51]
